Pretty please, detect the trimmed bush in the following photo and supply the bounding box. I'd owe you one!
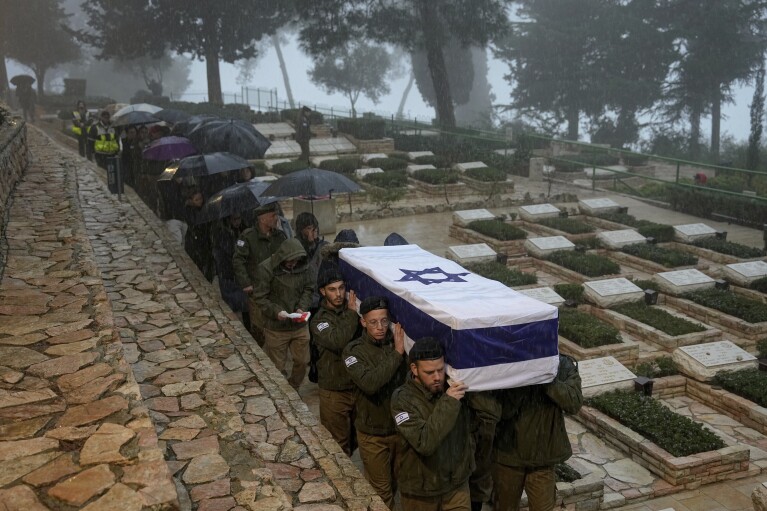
[684,288,767,323]
[412,168,460,185]
[714,369,767,408]
[575,237,602,250]
[589,390,725,457]
[751,277,767,294]
[318,158,359,174]
[536,217,595,234]
[623,154,649,166]
[363,170,408,188]
[467,262,537,287]
[554,283,584,304]
[558,308,622,348]
[468,220,527,241]
[631,279,659,292]
[634,356,678,378]
[758,338,767,359]
[595,212,674,242]
[337,117,386,140]
[613,301,705,336]
[691,237,766,259]
[665,186,767,229]
[546,251,620,277]
[464,167,507,182]
[271,161,309,176]
[367,157,408,171]
[621,243,698,268]
[413,155,438,165]
[281,108,324,125]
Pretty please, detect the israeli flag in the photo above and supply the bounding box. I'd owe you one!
[339,245,559,391]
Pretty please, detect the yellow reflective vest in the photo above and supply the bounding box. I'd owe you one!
[91,124,119,154]
[71,111,87,136]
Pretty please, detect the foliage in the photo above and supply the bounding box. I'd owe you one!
[536,217,595,234]
[0,104,10,126]
[594,212,675,241]
[613,301,705,336]
[691,237,766,259]
[467,262,538,287]
[546,250,620,277]
[631,279,660,292]
[558,308,622,348]
[589,390,726,456]
[414,154,453,168]
[634,357,679,379]
[412,169,460,185]
[271,161,309,176]
[280,108,325,125]
[621,243,698,268]
[575,237,602,250]
[684,288,767,323]
[553,283,584,304]
[367,187,407,209]
[309,42,392,118]
[748,64,765,171]
[758,338,767,359]
[367,157,408,171]
[318,158,359,174]
[714,369,767,408]
[463,167,507,182]
[751,277,767,294]
[555,463,581,483]
[623,154,649,166]
[363,170,408,188]
[336,118,387,140]
[468,220,527,241]
[411,38,474,109]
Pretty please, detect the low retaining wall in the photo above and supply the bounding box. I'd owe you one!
[687,379,767,436]
[558,334,639,367]
[0,120,28,275]
[448,224,528,257]
[517,217,597,244]
[663,295,767,344]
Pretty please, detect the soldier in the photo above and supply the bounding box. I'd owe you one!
[342,296,408,510]
[309,268,359,456]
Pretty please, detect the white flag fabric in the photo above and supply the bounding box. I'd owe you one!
[339,245,559,391]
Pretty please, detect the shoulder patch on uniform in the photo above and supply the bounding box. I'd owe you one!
[394,411,409,425]
[236,239,245,247]
[344,356,358,367]
[316,322,330,332]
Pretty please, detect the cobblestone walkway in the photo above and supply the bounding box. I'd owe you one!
[0,127,384,510]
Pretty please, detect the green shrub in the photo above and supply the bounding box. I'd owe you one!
[752,277,767,294]
[714,369,767,408]
[546,251,620,277]
[281,108,324,125]
[634,356,678,378]
[536,217,595,234]
[318,158,359,174]
[621,243,698,268]
[613,301,705,336]
[468,220,527,241]
[413,154,438,165]
[708,174,746,193]
[595,212,674,242]
[467,262,537,287]
[631,279,659,292]
[665,186,767,229]
[623,154,649,166]
[553,283,584,304]
[589,390,725,457]
[691,237,766,258]
[412,168,460,184]
[367,157,408,171]
[367,187,407,209]
[363,170,408,188]
[337,118,386,139]
[271,160,308,176]
[757,338,767,358]
[558,308,622,348]
[555,463,581,483]
[684,288,767,323]
[464,167,507,182]
[387,150,410,160]
[575,237,602,250]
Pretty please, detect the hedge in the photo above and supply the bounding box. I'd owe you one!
[318,158,359,174]
[412,168,460,185]
[553,283,584,304]
[468,220,527,241]
[634,356,678,378]
[464,167,507,182]
[558,308,622,348]
[621,243,698,268]
[546,250,620,277]
[337,118,386,140]
[363,170,408,188]
[751,277,767,294]
[595,212,674,242]
[684,288,767,323]
[691,237,766,259]
[367,157,408,171]
[612,301,705,336]
[467,261,537,287]
[281,108,324,125]
[666,186,767,229]
[271,161,309,176]
[590,390,726,456]
[631,279,659,292]
[536,217,595,234]
[714,369,767,408]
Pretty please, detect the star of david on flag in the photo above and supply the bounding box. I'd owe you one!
[396,266,470,285]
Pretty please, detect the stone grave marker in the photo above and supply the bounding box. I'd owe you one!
[406,164,438,174]
[446,243,497,265]
[584,165,627,179]
[583,278,644,307]
[597,229,646,250]
[310,155,338,167]
[361,153,388,163]
[524,236,575,258]
[653,269,715,295]
[673,223,718,243]
[355,167,384,179]
[579,356,637,397]
[673,340,757,381]
[518,203,561,222]
[453,161,488,172]
[722,260,767,286]
[518,287,565,306]
[453,209,497,227]
[578,198,621,215]
[264,158,292,170]
[407,151,434,160]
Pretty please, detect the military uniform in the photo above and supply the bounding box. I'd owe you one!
[343,329,408,509]
[310,299,359,456]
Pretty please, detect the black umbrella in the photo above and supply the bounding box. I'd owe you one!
[156,152,252,181]
[10,75,35,86]
[171,114,219,136]
[187,119,271,159]
[112,110,160,127]
[155,108,191,124]
[195,180,281,224]
[262,167,362,199]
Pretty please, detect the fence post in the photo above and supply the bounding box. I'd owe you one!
[676,162,680,184]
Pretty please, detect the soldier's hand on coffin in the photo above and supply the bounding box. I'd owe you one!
[277,310,289,320]
[393,323,405,355]
[347,290,357,312]
[446,382,468,401]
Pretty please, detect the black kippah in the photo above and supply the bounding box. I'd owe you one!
[409,337,444,362]
[360,296,388,316]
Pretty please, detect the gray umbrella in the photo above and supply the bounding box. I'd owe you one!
[262,168,362,199]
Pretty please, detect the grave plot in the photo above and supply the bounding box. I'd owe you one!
[558,308,639,367]
[581,211,675,243]
[524,236,575,258]
[604,243,701,274]
[722,260,767,287]
[449,218,530,257]
[673,223,719,243]
[408,168,466,197]
[517,286,565,306]
[518,216,597,243]
[459,167,515,194]
[445,243,497,266]
[464,260,538,288]
[597,229,647,250]
[578,198,622,216]
[653,269,715,295]
[666,236,767,265]
[541,250,640,283]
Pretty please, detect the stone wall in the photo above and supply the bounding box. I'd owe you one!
[0,119,28,271]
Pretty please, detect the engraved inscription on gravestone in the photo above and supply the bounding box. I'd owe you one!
[657,269,714,286]
[579,356,637,388]
[675,223,717,236]
[529,236,574,250]
[520,204,561,216]
[580,198,620,210]
[680,341,756,368]
[518,287,565,305]
[586,278,643,297]
[727,261,767,278]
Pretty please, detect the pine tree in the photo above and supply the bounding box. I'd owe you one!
[747,64,765,172]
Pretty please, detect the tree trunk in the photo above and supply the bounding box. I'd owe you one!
[710,87,721,162]
[566,105,579,140]
[689,101,701,160]
[397,71,415,119]
[205,46,223,105]
[0,55,8,101]
[418,0,455,128]
[35,67,45,97]
[272,33,294,109]
[454,46,493,128]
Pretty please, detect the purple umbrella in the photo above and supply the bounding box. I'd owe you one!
[142,136,198,161]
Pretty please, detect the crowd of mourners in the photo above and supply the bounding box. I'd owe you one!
[69,100,583,511]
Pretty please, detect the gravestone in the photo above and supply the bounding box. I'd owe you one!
[673,340,757,381]
[355,167,383,179]
[653,269,715,295]
[407,151,434,160]
[453,209,497,227]
[446,243,497,265]
[578,198,621,215]
[518,287,565,306]
[597,229,646,250]
[310,155,338,167]
[361,153,388,163]
[406,164,438,174]
[453,161,488,172]
[518,203,561,222]
[579,356,637,398]
[584,165,627,179]
[264,158,292,170]
[524,236,575,258]
[529,158,545,181]
[583,278,644,307]
[673,223,718,243]
[722,260,767,286]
